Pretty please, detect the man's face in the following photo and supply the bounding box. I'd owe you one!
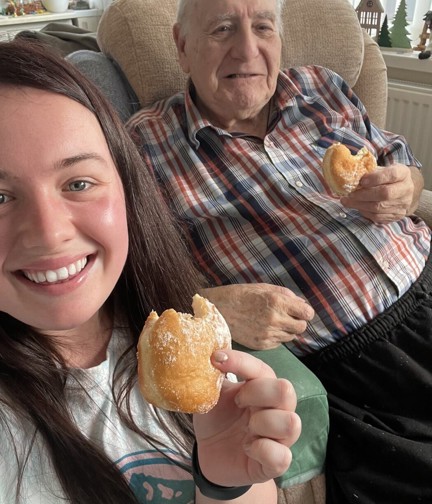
[174,0,282,129]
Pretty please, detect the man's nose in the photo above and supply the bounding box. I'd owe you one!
[231,27,260,60]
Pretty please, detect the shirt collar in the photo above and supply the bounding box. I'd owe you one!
[184,71,297,148]
[184,81,227,149]
[274,70,298,110]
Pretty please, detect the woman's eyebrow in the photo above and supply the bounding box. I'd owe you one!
[57,153,106,168]
[0,153,107,181]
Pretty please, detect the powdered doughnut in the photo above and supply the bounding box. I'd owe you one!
[322,143,377,196]
[137,294,231,414]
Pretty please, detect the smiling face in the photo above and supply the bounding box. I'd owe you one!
[0,87,128,338]
[174,0,282,133]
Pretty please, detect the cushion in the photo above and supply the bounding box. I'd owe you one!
[281,0,364,88]
[15,22,100,56]
[97,0,185,108]
[233,342,329,488]
[67,50,140,122]
[351,30,388,128]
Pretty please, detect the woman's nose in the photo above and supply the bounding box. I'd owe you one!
[19,196,74,249]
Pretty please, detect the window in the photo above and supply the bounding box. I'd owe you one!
[351,0,432,45]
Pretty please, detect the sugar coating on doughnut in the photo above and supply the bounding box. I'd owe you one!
[137,294,231,413]
[322,143,377,196]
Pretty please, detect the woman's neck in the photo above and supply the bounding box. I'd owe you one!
[38,311,113,369]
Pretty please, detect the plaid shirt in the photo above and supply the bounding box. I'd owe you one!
[128,66,431,355]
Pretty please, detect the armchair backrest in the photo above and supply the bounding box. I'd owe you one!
[97,0,388,127]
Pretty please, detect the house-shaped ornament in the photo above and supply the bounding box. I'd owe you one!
[355,0,385,38]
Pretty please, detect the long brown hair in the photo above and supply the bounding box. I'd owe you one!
[0,39,205,503]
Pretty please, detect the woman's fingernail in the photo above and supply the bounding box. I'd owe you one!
[213,350,228,363]
[243,440,252,453]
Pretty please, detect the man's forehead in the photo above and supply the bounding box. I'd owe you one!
[194,0,277,18]
[208,9,277,22]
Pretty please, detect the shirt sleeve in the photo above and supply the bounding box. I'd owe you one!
[308,66,422,170]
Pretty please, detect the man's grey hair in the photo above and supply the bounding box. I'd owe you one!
[176,0,287,36]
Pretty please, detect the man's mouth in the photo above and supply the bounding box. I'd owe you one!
[22,257,88,284]
[227,73,257,78]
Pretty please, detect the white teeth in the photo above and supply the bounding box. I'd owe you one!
[45,270,58,283]
[36,272,46,283]
[23,257,88,284]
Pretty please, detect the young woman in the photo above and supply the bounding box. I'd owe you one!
[0,40,300,504]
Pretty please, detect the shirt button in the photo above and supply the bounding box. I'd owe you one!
[382,260,390,270]
[339,212,347,218]
[295,180,303,188]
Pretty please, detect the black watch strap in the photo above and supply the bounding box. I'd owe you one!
[192,442,252,500]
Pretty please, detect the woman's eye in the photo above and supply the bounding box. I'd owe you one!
[0,193,11,205]
[68,180,91,192]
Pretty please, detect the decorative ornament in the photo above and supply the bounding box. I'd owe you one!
[389,0,412,50]
[355,0,384,39]
[414,10,432,54]
[378,15,392,47]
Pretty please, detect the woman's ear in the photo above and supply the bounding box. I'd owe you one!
[173,23,190,74]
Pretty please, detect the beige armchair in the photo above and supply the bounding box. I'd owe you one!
[92,1,432,503]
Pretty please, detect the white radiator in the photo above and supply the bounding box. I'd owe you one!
[385,80,432,189]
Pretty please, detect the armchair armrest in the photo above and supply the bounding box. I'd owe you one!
[416,189,432,228]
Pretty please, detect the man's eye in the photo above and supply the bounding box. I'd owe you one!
[256,23,275,33]
[68,180,90,192]
[214,24,231,34]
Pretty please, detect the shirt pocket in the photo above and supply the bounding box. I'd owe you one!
[312,127,378,159]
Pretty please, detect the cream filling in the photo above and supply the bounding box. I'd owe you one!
[23,257,88,284]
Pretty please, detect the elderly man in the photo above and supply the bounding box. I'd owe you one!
[128,0,432,502]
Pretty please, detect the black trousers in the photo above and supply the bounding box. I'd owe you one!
[302,252,432,504]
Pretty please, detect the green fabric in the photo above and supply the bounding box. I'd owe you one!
[233,343,329,488]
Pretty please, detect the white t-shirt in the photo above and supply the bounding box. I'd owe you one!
[0,332,194,504]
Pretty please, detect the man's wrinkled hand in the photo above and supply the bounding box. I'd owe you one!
[200,284,314,349]
[340,164,423,223]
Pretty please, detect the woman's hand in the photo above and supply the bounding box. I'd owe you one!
[192,349,301,490]
[200,284,314,350]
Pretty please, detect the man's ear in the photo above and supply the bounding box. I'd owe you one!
[173,23,190,74]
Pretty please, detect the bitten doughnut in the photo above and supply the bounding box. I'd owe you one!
[137,294,231,414]
[322,143,377,196]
